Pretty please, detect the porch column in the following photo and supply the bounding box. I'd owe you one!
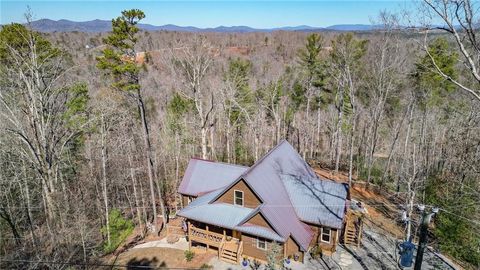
[188,221,191,249]
[206,225,210,250]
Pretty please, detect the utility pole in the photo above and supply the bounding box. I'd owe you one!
[414,205,438,270]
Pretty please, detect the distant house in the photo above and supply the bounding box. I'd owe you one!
[177,140,362,264]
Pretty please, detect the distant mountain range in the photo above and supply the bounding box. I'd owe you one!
[20,19,382,33]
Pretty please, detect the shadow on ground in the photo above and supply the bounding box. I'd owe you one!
[126,257,166,269]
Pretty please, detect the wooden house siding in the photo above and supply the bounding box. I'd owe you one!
[181,195,188,207]
[285,236,304,262]
[181,194,196,207]
[242,233,274,261]
[244,212,273,229]
[215,179,262,208]
[308,223,338,253]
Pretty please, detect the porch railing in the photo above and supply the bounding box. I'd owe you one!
[236,241,243,262]
[188,224,225,247]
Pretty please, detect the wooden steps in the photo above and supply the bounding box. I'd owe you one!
[219,240,242,264]
[220,248,238,263]
[344,210,363,247]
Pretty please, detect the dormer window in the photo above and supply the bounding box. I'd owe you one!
[234,190,244,206]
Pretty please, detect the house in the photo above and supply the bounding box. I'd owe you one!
[177,140,361,264]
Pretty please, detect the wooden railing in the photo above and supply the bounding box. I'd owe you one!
[236,241,243,263]
[218,236,226,256]
[344,209,363,247]
[188,224,225,247]
[187,222,244,262]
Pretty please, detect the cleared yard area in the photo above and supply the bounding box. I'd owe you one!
[111,247,214,269]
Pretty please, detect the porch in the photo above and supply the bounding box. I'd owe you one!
[188,221,243,264]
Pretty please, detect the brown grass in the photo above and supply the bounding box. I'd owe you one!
[112,247,214,269]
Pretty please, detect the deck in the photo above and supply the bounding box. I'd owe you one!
[188,222,243,263]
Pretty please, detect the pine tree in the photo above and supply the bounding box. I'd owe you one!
[97,9,167,233]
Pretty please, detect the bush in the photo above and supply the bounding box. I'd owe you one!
[310,245,323,259]
[100,209,134,253]
[184,250,195,262]
[200,263,213,269]
[266,241,282,270]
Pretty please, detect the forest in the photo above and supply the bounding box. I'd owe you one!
[0,1,479,269]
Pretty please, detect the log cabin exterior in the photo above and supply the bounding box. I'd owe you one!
[177,140,355,264]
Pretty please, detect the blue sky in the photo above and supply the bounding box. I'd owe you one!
[1,1,416,28]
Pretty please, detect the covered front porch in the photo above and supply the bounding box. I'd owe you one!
[187,220,243,264]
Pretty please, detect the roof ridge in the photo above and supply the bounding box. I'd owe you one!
[207,140,289,204]
[191,157,250,168]
[238,139,288,179]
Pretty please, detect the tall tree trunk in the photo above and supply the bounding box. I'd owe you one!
[366,116,380,185]
[348,115,356,185]
[136,90,166,233]
[210,126,216,159]
[381,101,411,187]
[334,86,344,174]
[22,161,36,245]
[128,154,143,233]
[316,107,322,158]
[398,104,414,193]
[201,126,208,159]
[100,114,110,246]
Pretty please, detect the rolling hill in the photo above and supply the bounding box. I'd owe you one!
[21,19,380,33]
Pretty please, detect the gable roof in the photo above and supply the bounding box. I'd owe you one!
[178,158,248,196]
[209,140,316,250]
[178,140,348,251]
[281,174,348,228]
[214,178,264,206]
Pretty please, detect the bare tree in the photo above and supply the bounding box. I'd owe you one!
[0,22,89,225]
[422,0,480,101]
[172,36,215,159]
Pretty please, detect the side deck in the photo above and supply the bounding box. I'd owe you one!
[188,222,243,263]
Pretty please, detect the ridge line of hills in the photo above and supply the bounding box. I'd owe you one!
[16,19,383,33]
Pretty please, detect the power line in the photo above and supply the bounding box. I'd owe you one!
[0,259,202,270]
[437,207,480,226]
[3,201,479,226]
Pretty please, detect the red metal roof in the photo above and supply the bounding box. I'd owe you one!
[178,141,338,251]
[178,158,248,196]
[241,140,316,251]
[209,140,316,250]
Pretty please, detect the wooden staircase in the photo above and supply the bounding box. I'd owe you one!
[344,210,363,247]
[219,239,243,264]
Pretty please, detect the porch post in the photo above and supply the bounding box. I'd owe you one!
[206,225,210,251]
[188,221,191,249]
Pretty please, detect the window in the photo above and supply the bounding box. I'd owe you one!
[321,227,331,243]
[256,237,267,250]
[234,190,244,206]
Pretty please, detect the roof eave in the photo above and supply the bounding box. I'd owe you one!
[179,212,286,243]
[300,219,344,229]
